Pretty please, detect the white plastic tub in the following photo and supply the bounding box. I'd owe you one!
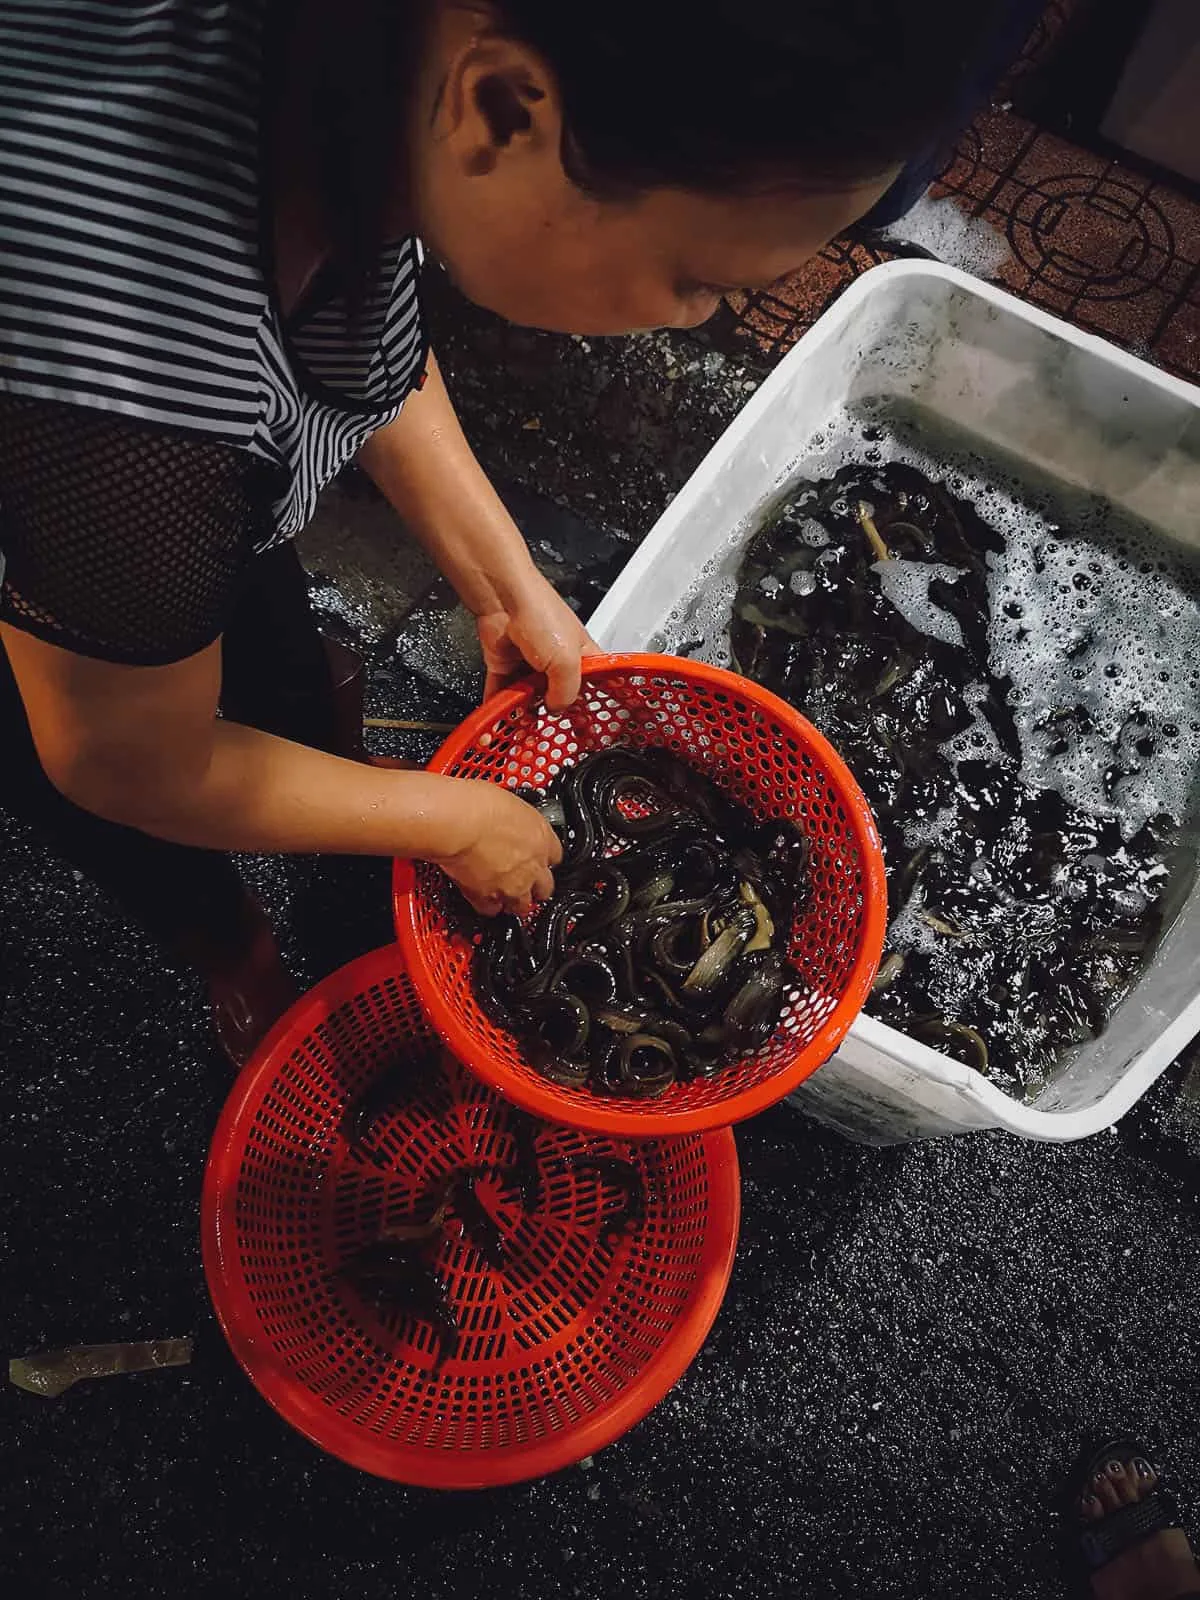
[588,262,1200,1144]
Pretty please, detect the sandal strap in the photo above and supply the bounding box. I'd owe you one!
[1079,1491,1180,1571]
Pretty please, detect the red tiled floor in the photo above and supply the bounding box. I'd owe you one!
[1068,282,1175,350]
[725,106,1200,388]
[998,171,1172,294]
[956,115,1200,373]
[1007,122,1107,185]
[964,108,1041,186]
[1156,294,1200,380]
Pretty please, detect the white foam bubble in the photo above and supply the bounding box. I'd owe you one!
[991,506,1200,832]
[940,681,1006,769]
[653,569,737,668]
[874,558,967,648]
[881,194,1012,282]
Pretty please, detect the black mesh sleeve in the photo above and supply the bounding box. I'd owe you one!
[0,392,267,666]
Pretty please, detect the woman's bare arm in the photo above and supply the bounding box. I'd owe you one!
[357,353,539,618]
[1,622,559,914]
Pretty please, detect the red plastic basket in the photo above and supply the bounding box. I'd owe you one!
[201,945,740,1488]
[394,653,887,1136]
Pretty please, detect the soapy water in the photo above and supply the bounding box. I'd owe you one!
[655,406,1200,842]
[873,559,967,649]
[653,406,1200,1096]
[879,193,1013,283]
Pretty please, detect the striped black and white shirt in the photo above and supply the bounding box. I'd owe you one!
[0,0,427,664]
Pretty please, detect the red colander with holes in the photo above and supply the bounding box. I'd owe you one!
[201,944,740,1488]
[393,653,887,1137]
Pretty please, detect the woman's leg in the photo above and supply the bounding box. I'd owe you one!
[220,537,414,767]
[218,539,344,751]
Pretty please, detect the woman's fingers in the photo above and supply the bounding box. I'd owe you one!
[543,643,582,712]
[464,867,553,920]
[464,889,505,917]
[482,667,513,701]
[477,599,600,710]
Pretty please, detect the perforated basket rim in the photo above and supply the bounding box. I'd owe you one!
[200,943,741,1489]
[393,653,888,1136]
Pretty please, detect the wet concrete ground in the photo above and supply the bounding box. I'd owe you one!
[4,275,1200,1600]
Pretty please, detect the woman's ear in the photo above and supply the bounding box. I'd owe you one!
[433,33,559,178]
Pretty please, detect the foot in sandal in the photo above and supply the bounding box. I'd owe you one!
[173,892,298,1070]
[1072,1441,1200,1600]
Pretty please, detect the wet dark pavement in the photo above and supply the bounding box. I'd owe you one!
[5,273,1200,1600]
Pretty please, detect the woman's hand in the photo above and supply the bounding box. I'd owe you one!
[431,780,563,917]
[476,568,600,711]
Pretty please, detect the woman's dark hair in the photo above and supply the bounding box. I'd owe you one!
[316,0,1009,291]
[495,0,1008,196]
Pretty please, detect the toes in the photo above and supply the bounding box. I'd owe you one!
[1080,1452,1161,1521]
[1091,1467,1124,1512]
[1104,1460,1141,1506]
[1079,1491,1105,1523]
